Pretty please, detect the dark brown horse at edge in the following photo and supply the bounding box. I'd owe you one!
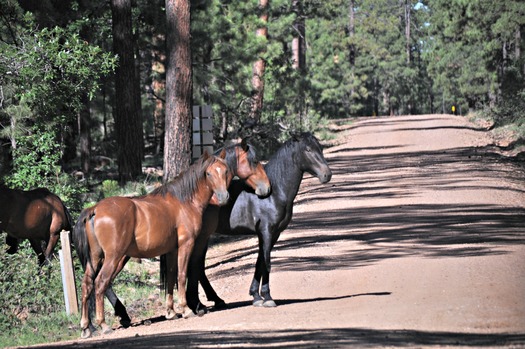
[0,185,73,266]
[72,151,233,339]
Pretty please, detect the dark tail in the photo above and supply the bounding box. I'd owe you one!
[62,202,74,232]
[72,207,95,270]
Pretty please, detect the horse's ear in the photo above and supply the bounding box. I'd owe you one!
[218,148,227,159]
[240,137,249,151]
[202,150,210,160]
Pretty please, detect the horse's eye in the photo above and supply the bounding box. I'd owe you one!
[206,171,211,177]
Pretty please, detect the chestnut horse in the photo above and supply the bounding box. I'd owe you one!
[72,152,232,338]
[0,185,73,266]
[96,139,271,324]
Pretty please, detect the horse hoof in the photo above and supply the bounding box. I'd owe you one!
[195,304,208,316]
[120,318,132,328]
[214,300,227,310]
[252,299,264,307]
[263,299,277,307]
[166,309,177,320]
[81,328,92,339]
[183,308,196,319]
[101,324,113,335]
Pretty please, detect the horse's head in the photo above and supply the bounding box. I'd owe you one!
[233,138,271,197]
[296,133,332,184]
[205,150,232,206]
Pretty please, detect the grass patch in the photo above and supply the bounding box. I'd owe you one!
[0,240,160,347]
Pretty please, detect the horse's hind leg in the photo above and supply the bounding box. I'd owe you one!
[164,251,178,320]
[29,238,46,267]
[198,243,226,309]
[6,235,18,254]
[106,256,132,327]
[43,231,60,263]
[105,287,131,327]
[93,257,121,335]
[80,265,96,338]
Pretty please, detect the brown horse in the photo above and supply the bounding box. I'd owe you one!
[0,185,73,266]
[162,139,271,318]
[90,138,271,325]
[72,151,232,338]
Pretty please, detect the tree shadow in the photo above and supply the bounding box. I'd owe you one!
[31,327,525,348]
[216,292,392,311]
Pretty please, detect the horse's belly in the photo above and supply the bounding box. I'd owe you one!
[127,240,177,258]
[126,229,178,258]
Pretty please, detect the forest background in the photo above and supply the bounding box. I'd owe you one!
[0,0,524,346]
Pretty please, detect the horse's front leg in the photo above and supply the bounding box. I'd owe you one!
[176,232,195,318]
[163,252,178,320]
[251,229,277,307]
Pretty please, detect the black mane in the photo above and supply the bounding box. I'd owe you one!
[264,132,321,178]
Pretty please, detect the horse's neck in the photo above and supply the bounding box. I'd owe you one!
[191,179,214,211]
[265,154,303,203]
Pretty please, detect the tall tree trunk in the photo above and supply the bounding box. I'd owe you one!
[348,0,355,67]
[405,0,411,64]
[163,0,192,182]
[78,92,91,174]
[348,0,356,108]
[151,28,166,155]
[292,0,306,70]
[250,0,269,123]
[111,0,143,182]
[292,0,306,127]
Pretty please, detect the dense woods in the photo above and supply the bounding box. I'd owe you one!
[1,0,524,192]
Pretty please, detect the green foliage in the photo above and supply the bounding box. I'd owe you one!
[0,239,158,347]
[0,241,79,346]
[0,5,116,209]
[101,179,121,198]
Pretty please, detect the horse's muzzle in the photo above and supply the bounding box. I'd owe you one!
[255,182,271,197]
[318,169,332,184]
[212,191,230,206]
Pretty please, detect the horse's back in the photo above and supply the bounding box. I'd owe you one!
[0,187,52,237]
[90,195,180,258]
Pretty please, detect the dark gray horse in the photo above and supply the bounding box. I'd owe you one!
[186,132,332,311]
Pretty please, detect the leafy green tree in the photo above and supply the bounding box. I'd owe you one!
[0,5,116,205]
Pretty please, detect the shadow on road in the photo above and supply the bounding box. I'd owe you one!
[25,327,525,348]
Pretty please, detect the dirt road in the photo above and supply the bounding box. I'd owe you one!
[27,114,525,348]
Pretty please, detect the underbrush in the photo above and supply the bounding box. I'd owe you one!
[469,95,525,154]
[0,240,159,347]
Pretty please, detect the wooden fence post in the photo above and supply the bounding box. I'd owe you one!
[59,230,78,315]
